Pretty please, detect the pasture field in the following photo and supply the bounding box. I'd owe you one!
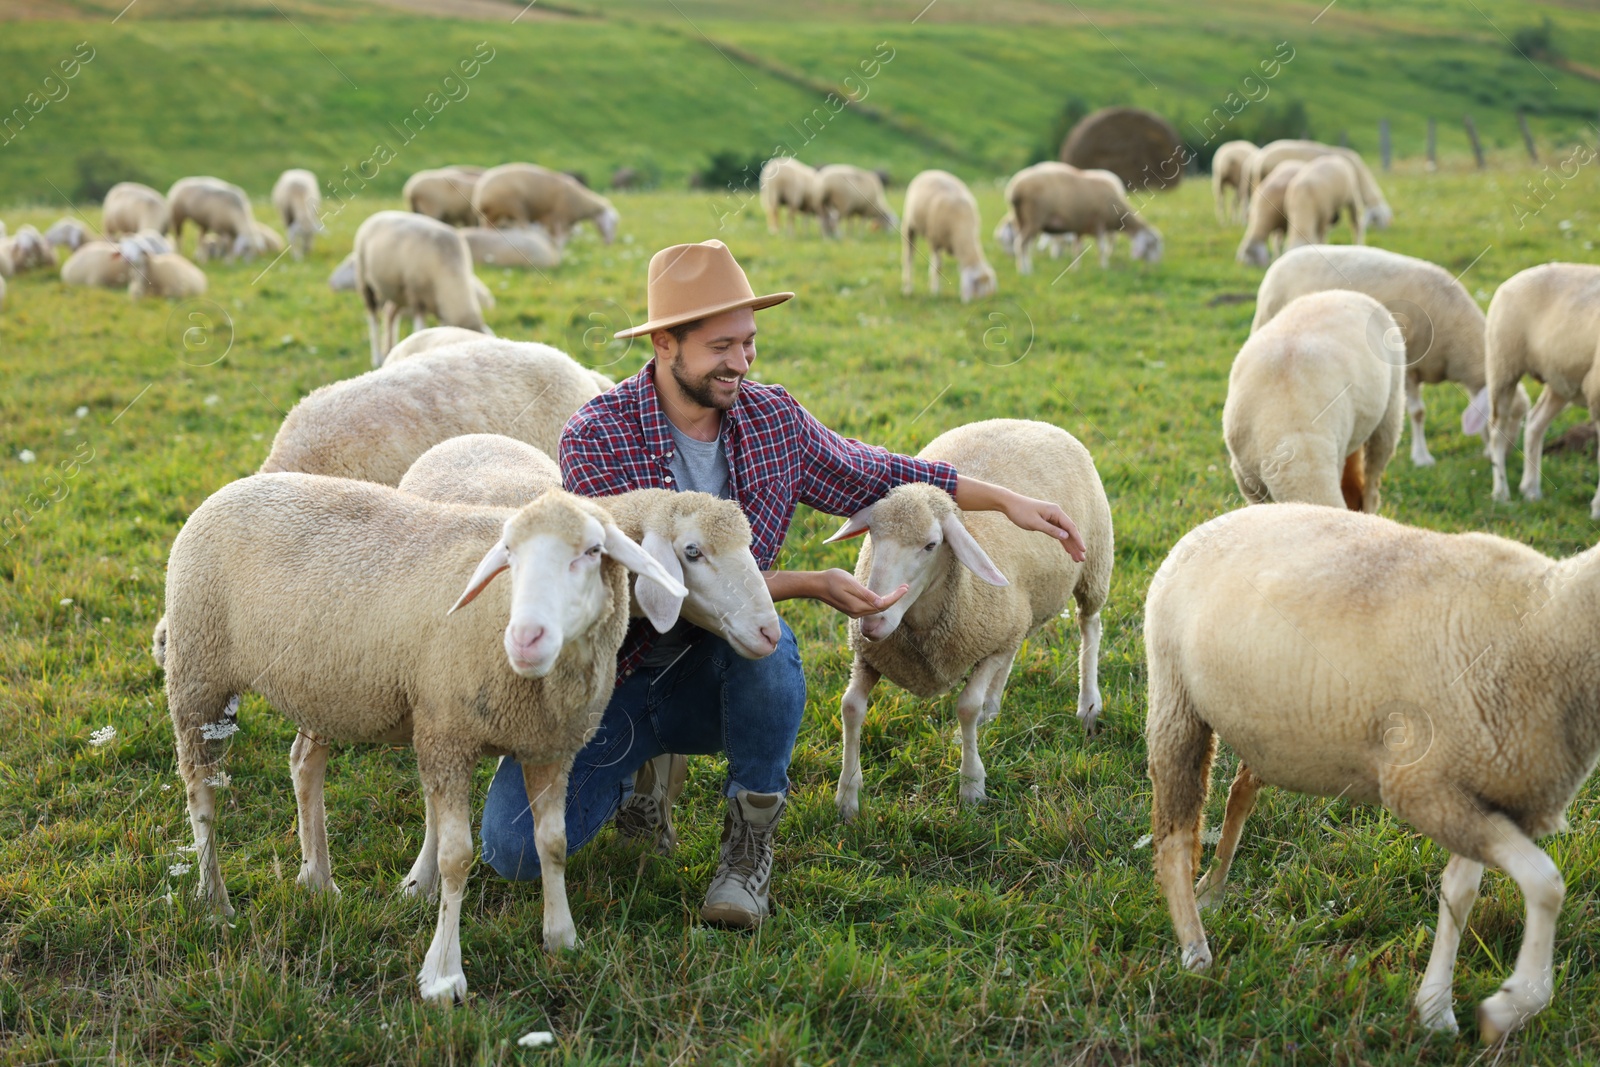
[4,163,1600,1064]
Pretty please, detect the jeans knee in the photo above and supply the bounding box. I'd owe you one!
[480,818,543,882]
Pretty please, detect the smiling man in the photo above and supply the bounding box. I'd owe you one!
[479,238,1087,928]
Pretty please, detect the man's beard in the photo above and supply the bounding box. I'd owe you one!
[671,357,740,410]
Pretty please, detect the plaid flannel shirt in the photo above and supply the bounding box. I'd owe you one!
[559,359,960,679]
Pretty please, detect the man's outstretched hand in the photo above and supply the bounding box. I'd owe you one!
[766,569,908,618]
[1002,495,1087,562]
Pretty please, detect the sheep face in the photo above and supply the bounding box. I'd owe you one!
[1131,227,1163,264]
[452,495,686,678]
[830,485,1008,642]
[634,496,779,659]
[1237,240,1270,268]
[595,207,620,244]
[960,264,998,303]
[993,218,1018,257]
[329,254,357,291]
[1365,201,1394,230]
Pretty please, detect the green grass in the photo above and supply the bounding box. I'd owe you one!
[2,0,1599,205]
[4,159,1600,1063]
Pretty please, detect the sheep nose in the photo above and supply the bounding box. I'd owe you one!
[860,616,884,641]
[756,624,780,653]
[508,623,546,656]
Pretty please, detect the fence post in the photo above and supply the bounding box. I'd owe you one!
[1517,111,1538,162]
[1464,114,1485,168]
[1379,118,1391,170]
[1427,117,1437,171]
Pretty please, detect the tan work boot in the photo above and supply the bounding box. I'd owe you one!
[614,753,687,855]
[700,789,785,929]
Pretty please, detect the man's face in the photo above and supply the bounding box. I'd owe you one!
[658,307,758,412]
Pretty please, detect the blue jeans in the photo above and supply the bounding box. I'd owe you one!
[480,619,805,881]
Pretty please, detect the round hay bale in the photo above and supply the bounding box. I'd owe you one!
[1060,107,1185,192]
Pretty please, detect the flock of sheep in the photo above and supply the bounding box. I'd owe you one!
[6,131,1599,1043]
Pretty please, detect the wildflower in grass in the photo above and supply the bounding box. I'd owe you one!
[518,1032,555,1048]
[204,771,231,788]
[60,598,73,606]
[200,720,240,741]
[18,450,35,463]
[89,725,116,747]
[74,406,88,418]
[169,862,192,877]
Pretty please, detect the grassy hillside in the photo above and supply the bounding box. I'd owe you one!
[1,0,1598,206]
[3,162,1600,1062]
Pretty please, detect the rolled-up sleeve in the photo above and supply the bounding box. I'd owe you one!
[793,400,959,516]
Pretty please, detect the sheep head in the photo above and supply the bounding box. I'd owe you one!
[993,217,1018,257]
[595,206,620,244]
[826,483,1007,642]
[451,490,687,678]
[1131,226,1163,265]
[960,263,998,303]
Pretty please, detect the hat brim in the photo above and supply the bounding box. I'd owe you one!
[613,291,794,339]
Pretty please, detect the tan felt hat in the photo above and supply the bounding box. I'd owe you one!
[614,239,793,339]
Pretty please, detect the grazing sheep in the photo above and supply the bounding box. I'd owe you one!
[1254,245,1531,467]
[996,162,1161,275]
[461,224,560,270]
[0,225,56,276]
[825,419,1112,817]
[816,164,898,238]
[102,181,171,236]
[329,252,357,291]
[1146,501,1600,1040]
[471,163,620,247]
[1485,262,1600,515]
[44,217,88,252]
[1235,159,1304,267]
[60,240,130,288]
[159,473,685,1001]
[168,176,266,261]
[901,169,997,303]
[403,166,483,227]
[759,157,822,235]
[122,239,207,300]
[1224,290,1404,512]
[383,434,781,866]
[1284,154,1366,250]
[271,168,322,260]
[1211,140,1256,223]
[352,210,493,366]
[1245,140,1392,230]
[259,340,603,483]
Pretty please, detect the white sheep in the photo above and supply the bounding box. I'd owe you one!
[1224,289,1404,512]
[1235,159,1304,267]
[159,472,685,1001]
[1485,262,1600,515]
[60,240,130,288]
[759,157,821,235]
[472,163,619,247]
[329,252,357,291]
[1244,140,1392,230]
[816,164,898,238]
[167,176,266,261]
[996,162,1161,275]
[1146,500,1599,1040]
[403,166,483,227]
[102,181,171,236]
[1210,140,1256,223]
[121,239,207,300]
[901,169,997,303]
[824,419,1113,817]
[352,210,493,366]
[259,340,604,483]
[380,434,781,869]
[1253,245,1531,467]
[382,325,495,364]
[44,217,88,252]
[271,169,323,260]
[460,224,560,270]
[0,225,56,277]
[1283,154,1366,250]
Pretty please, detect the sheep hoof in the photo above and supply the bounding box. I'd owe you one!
[959,785,987,805]
[1411,451,1436,468]
[1078,706,1103,737]
[399,876,439,902]
[418,972,467,1005]
[1416,1005,1459,1035]
[295,868,342,897]
[1180,941,1212,972]
[1475,992,1524,1045]
[1491,487,1511,504]
[1520,485,1542,502]
[835,797,860,823]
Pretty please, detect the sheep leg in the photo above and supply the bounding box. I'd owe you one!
[416,763,472,1004]
[1475,815,1564,1042]
[1414,854,1485,1034]
[901,231,916,296]
[954,648,1017,804]
[364,299,386,368]
[927,249,941,297]
[290,732,340,896]
[400,788,440,901]
[1362,410,1402,514]
[1193,762,1262,911]
[1147,666,1215,972]
[412,312,426,336]
[835,658,881,822]
[1406,375,1435,466]
[522,760,578,952]
[1097,232,1114,269]
[1517,387,1567,501]
[382,303,402,360]
[1016,229,1034,275]
[1076,609,1104,734]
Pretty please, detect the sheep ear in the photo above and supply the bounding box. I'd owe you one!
[632,529,685,633]
[1462,387,1490,436]
[450,541,510,614]
[825,505,873,543]
[603,524,688,603]
[940,513,1008,587]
